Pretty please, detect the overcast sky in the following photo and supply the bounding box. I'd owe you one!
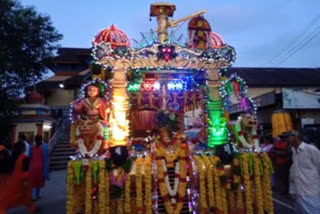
[21,0,320,68]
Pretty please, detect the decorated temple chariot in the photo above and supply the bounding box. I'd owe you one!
[66,3,274,214]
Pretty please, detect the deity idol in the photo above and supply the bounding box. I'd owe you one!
[70,82,111,157]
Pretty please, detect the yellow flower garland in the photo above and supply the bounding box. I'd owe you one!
[221,186,228,214]
[236,183,244,214]
[211,156,222,213]
[144,155,153,214]
[136,157,143,214]
[262,153,274,214]
[124,171,131,214]
[228,191,236,214]
[98,161,105,214]
[117,194,123,214]
[194,155,208,211]
[176,149,188,213]
[202,155,215,210]
[85,162,92,214]
[254,154,264,214]
[242,154,253,214]
[105,169,110,214]
[66,161,74,214]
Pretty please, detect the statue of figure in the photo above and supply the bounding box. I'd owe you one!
[73,83,110,122]
[70,81,111,157]
[235,113,260,152]
[153,111,188,167]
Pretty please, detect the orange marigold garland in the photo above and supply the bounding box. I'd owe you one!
[136,157,143,214]
[124,170,131,214]
[211,155,223,213]
[202,155,215,211]
[144,155,153,214]
[262,153,274,214]
[105,168,110,214]
[194,155,208,212]
[254,154,264,214]
[242,154,253,214]
[228,191,236,214]
[117,194,124,214]
[233,158,244,214]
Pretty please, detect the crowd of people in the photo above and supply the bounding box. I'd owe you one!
[0,135,49,214]
[263,130,320,214]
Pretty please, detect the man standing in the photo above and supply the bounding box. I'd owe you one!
[19,135,31,157]
[272,137,292,194]
[281,130,320,214]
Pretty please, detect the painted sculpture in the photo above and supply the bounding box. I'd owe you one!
[235,113,260,152]
[70,81,110,156]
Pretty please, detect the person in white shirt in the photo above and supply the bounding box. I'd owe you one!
[281,130,320,214]
[19,135,31,157]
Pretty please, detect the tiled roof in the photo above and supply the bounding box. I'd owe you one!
[227,67,320,87]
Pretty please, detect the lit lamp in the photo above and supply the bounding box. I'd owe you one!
[43,124,52,131]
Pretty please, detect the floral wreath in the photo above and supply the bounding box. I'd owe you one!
[235,117,260,152]
[75,121,104,157]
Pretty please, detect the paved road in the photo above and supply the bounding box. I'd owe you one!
[7,170,66,214]
[6,170,295,214]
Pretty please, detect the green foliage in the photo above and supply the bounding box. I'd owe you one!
[0,0,62,121]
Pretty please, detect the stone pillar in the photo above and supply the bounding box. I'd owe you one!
[109,68,129,147]
[36,123,43,136]
[206,70,229,148]
[10,124,17,145]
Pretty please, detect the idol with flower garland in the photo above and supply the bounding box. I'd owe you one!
[153,110,191,214]
[70,79,111,157]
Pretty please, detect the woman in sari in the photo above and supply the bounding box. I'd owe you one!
[0,142,36,214]
[29,135,49,200]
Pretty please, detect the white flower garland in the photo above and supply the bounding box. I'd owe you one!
[162,160,180,204]
[235,118,260,152]
[76,122,104,156]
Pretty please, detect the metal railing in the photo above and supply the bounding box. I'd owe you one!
[48,118,70,153]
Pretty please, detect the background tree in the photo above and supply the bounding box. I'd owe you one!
[0,0,63,122]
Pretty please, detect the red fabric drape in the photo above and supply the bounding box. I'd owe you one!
[131,110,156,131]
